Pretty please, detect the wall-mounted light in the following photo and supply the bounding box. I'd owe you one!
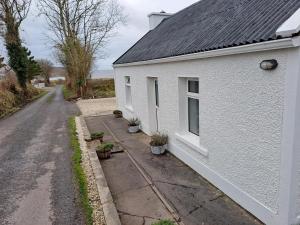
[260,59,278,70]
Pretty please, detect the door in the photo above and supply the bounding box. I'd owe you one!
[147,77,159,133]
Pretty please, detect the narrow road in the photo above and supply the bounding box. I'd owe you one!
[0,86,84,225]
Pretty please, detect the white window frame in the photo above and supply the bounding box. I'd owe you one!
[186,78,200,136]
[175,77,208,157]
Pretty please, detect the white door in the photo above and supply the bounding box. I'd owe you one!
[147,77,159,133]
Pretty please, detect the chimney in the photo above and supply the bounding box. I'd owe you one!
[148,11,173,30]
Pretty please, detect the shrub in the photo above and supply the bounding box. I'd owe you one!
[128,118,140,127]
[91,132,104,140]
[152,220,175,225]
[150,132,168,147]
[97,143,114,153]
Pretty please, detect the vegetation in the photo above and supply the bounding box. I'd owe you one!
[0,0,40,90]
[63,79,115,101]
[39,0,124,97]
[91,132,104,140]
[128,118,140,127]
[152,220,175,225]
[63,85,77,101]
[96,143,114,153]
[86,79,115,98]
[0,73,45,118]
[150,133,168,147]
[37,59,53,86]
[68,117,93,225]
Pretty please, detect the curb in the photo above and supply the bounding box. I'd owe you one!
[75,116,121,225]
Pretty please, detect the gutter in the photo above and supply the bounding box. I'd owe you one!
[113,37,300,68]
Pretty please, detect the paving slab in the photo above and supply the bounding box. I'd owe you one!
[85,115,264,225]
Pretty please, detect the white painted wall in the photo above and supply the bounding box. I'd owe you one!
[114,47,300,225]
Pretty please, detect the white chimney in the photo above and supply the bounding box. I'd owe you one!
[148,11,173,30]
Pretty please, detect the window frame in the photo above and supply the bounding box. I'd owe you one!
[186,78,200,136]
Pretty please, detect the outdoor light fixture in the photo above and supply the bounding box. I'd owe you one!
[260,59,278,70]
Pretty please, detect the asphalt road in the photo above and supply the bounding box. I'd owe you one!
[0,86,85,225]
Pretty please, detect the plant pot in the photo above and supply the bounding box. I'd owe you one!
[96,150,111,160]
[150,144,167,155]
[99,137,104,143]
[114,113,123,118]
[128,125,139,133]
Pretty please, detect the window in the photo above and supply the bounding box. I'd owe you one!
[154,79,159,107]
[125,76,132,108]
[187,79,199,136]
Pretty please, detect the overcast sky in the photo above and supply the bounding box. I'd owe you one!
[0,0,199,70]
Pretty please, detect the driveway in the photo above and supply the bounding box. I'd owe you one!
[0,86,84,225]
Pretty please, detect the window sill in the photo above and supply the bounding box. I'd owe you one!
[125,105,134,112]
[175,133,208,157]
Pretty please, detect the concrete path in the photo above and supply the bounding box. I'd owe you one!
[0,86,84,225]
[85,115,264,225]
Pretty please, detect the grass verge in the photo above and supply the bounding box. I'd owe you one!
[0,90,48,119]
[68,117,93,225]
[63,86,77,101]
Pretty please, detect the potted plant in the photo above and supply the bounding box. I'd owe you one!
[150,132,168,155]
[128,118,140,133]
[113,110,123,118]
[96,143,114,159]
[91,132,104,143]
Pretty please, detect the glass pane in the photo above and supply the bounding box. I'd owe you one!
[188,80,199,93]
[126,76,130,84]
[188,98,199,136]
[155,80,159,107]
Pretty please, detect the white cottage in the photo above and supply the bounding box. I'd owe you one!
[113,1,300,224]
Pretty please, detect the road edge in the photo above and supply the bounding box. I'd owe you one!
[75,116,121,225]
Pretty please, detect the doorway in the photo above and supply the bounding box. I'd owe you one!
[147,77,159,133]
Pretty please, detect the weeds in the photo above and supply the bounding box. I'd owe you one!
[68,117,93,225]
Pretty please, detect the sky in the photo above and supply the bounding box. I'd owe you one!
[0,0,199,71]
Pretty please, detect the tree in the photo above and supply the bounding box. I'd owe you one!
[39,0,124,96]
[24,47,41,82]
[0,0,32,89]
[37,59,53,86]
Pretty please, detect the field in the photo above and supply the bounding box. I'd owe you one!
[86,79,115,98]
[63,79,115,100]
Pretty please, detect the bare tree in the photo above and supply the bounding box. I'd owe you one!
[37,59,53,86]
[38,0,124,96]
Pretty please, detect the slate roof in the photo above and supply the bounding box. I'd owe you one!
[114,0,300,65]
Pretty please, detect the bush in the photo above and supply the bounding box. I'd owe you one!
[91,132,104,140]
[85,79,115,99]
[0,73,43,118]
[150,132,168,147]
[152,220,175,225]
[97,143,114,153]
[128,118,140,127]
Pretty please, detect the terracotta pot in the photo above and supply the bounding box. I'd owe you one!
[128,125,139,133]
[150,144,167,155]
[96,150,111,160]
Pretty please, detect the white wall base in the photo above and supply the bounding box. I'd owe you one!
[168,142,278,225]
